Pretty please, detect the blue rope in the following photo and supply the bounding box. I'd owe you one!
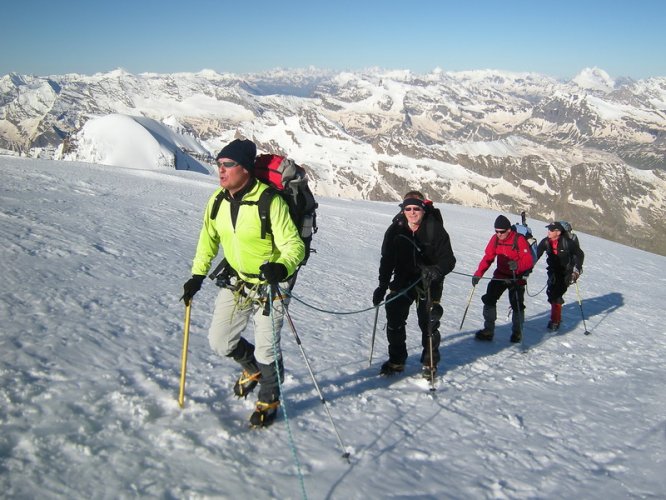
[269,285,308,500]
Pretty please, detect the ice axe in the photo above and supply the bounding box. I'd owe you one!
[177,301,192,408]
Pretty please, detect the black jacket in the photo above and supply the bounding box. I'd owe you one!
[378,212,456,301]
[536,235,585,279]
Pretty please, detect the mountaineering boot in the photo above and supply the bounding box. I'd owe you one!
[475,328,494,341]
[255,360,284,403]
[422,364,437,382]
[420,350,439,382]
[228,338,261,391]
[548,303,562,331]
[510,330,522,343]
[249,400,280,428]
[475,305,496,341]
[379,360,405,376]
[233,370,261,398]
[386,324,408,371]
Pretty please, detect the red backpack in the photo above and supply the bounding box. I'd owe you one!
[210,154,318,265]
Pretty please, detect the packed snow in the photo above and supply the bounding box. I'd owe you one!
[1,155,665,499]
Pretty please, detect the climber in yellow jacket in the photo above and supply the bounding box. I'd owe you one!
[182,138,304,427]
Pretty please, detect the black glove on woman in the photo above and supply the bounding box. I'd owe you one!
[372,286,387,306]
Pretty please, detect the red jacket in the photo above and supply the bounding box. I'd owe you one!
[474,230,534,283]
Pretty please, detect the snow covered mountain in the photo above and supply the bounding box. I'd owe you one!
[1,155,665,498]
[1,68,665,255]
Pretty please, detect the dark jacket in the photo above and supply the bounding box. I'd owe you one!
[536,234,585,280]
[378,212,456,301]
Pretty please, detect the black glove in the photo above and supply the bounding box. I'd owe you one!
[508,260,518,271]
[260,262,288,284]
[570,267,580,284]
[373,286,387,306]
[181,274,205,305]
[472,275,481,286]
[421,265,442,282]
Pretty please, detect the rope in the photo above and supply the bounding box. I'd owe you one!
[269,285,308,500]
[277,271,548,328]
[284,269,547,318]
[526,282,547,297]
[451,269,519,282]
[280,277,423,316]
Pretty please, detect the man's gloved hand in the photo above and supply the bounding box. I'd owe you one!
[181,274,205,305]
[472,275,481,286]
[570,267,580,284]
[260,262,288,284]
[373,286,387,306]
[508,260,518,271]
[421,265,442,282]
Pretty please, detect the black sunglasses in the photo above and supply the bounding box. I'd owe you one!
[217,160,240,168]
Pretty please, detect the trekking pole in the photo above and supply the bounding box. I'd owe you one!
[575,282,591,335]
[177,301,193,408]
[459,285,476,331]
[368,306,380,367]
[282,302,351,463]
[511,270,526,351]
[425,279,436,393]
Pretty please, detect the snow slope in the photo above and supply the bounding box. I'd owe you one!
[64,114,213,174]
[1,156,665,499]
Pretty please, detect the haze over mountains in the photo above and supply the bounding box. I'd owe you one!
[1,67,664,254]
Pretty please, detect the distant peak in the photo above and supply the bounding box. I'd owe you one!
[196,69,221,78]
[572,67,615,92]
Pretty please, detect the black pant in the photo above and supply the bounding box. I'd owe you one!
[481,278,525,312]
[384,292,441,366]
[546,272,569,304]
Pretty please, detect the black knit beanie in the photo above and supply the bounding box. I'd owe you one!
[494,215,511,230]
[215,139,256,171]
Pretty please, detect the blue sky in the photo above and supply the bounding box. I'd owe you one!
[3,0,665,79]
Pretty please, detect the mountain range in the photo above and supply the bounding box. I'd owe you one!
[1,67,665,254]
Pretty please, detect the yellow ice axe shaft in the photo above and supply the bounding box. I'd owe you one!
[177,301,192,408]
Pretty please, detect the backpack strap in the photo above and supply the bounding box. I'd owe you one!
[210,188,270,240]
[424,213,438,245]
[210,190,226,220]
[512,231,520,252]
[256,187,276,239]
[494,228,520,249]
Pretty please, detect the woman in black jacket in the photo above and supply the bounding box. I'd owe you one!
[535,222,585,330]
[372,191,456,380]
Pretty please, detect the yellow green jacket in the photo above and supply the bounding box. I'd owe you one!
[191,180,305,283]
